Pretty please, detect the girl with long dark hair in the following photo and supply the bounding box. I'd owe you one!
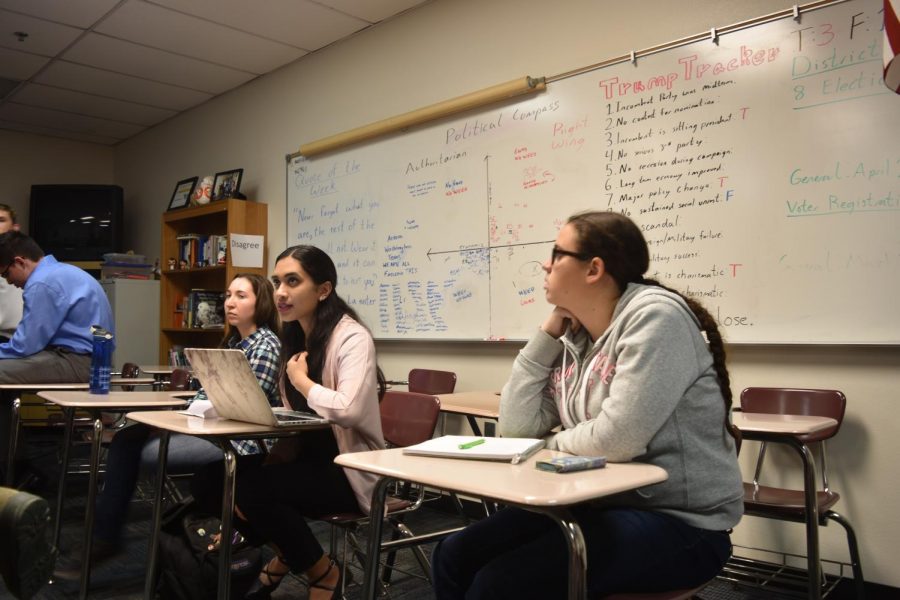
[193,245,385,600]
[431,211,743,599]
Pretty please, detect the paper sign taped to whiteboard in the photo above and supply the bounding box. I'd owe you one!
[230,234,264,268]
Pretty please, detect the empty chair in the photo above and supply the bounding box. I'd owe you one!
[407,368,457,395]
[166,368,193,392]
[734,387,864,599]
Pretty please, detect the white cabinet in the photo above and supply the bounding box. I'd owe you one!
[101,279,159,368]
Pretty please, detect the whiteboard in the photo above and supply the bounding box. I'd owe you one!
[287,0,900,344]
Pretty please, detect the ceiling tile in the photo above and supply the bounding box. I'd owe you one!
[148,0,368,50]
[0,118,119,144]
[0,0,429,145]
[0,46,49,81]
[316,0,428,24]
[96,1,307,74]
[35,61,212,111]
[0,102,145,139]
[0,9,84,56]
[11,83,177,126]
[63,33,256,94]
[0,0,120,29]
[0,0,119,29]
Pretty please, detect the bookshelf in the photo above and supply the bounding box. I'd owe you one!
[159,198,267,363]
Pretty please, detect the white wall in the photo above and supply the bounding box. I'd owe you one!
[111,0,899,587]
[0,129,114,230]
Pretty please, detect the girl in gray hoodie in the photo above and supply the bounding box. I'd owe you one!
[431,211,743,599]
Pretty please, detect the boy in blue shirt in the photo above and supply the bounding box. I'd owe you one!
[0,231,114,480]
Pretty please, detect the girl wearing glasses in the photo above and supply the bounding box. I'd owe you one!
[431,211,743,599]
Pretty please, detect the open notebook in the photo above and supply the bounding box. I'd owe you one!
[403,435,545,464]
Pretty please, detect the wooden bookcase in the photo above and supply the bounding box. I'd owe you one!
[158,199,268,363]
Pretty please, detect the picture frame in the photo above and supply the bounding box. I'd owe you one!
[212,168,243,201]
[168,176,198,211]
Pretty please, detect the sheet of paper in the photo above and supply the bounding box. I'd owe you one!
[230,234,264,268]
[179,399,218,419]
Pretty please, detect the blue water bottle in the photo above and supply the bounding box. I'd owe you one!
[89,325,113,395]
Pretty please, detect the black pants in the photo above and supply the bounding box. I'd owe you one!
[191,432,358,572]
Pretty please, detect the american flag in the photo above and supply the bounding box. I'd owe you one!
[886,0,900,92]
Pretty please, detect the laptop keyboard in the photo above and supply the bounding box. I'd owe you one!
[274,411,319,422]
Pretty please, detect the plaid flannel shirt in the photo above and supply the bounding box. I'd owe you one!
[191,326,282,455]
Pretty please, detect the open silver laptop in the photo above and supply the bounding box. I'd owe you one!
[185,348,328,427]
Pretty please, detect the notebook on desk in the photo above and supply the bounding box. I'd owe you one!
[403,435,545,464]
[184,348,328,428]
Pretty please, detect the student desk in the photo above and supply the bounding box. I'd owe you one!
[138,365,188,390]
[3,378,155,485]
[335,448,668,600]
[435,391,500,436]
[37,390,189,600]
[731,412,839,600]
[126,410,330,600]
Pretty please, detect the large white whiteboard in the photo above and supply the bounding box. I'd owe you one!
[287,0,900,344]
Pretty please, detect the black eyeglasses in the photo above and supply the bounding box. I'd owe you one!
[550,246,592,264]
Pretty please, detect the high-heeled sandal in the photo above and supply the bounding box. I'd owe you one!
[307,558,343,600]
[244,556,290,600]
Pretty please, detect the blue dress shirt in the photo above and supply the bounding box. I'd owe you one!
[0,255,114,358]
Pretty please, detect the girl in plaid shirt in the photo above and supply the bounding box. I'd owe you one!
[54,274,281,579]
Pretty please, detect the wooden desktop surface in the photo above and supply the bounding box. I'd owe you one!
[126,409,329,436]
[436,390,501,418]
[0,377,155,391]
[36,389,188,408]
[732,412,837,435]
[138,365,189,375]
[336,447,667,507]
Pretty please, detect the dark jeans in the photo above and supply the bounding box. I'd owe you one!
[94,423,223,544]
[431,506,732,600]
[191,451,359,572]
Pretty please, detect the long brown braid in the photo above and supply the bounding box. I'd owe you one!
[567,211,737,445]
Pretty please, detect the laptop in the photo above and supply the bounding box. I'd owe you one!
[184,348,329,428]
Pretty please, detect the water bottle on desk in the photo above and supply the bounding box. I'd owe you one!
[89,325,113,394]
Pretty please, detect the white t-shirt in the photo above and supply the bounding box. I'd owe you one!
[0,279,23,339]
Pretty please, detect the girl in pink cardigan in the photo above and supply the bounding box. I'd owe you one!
[192,245,386,600]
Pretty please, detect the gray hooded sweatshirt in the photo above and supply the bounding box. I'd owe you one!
[500,283,743,531]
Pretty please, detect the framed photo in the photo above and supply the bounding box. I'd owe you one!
[212,168,243,201]
[168,176,198,211]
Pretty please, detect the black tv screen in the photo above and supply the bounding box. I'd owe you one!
[29,184,124,261]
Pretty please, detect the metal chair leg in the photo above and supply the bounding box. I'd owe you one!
[824,510,865,600]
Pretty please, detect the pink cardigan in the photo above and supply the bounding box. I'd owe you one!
[303,315,385,514]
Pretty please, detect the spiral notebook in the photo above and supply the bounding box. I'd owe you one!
[402,435,545,464]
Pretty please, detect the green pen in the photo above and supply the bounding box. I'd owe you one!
[458,438,486,450]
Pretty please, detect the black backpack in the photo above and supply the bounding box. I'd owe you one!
[156,498,262,600]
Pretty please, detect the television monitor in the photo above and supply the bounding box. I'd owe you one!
[29,184,124,261]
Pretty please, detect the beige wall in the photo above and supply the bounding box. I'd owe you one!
[0,129,114,230]
[85,0,900,587]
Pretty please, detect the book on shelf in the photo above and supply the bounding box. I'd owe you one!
[175,233,227,268]
[183,289,225,329]
[168,346,188,367]
[172,295,187,328]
